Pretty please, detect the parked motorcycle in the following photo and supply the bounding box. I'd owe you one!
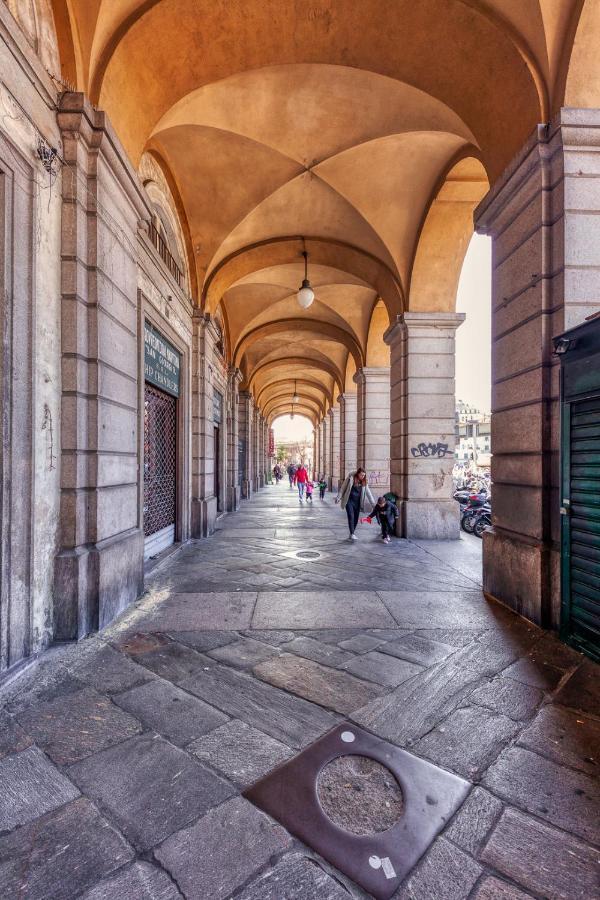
[460,492,488,533]
[473,509,492,538]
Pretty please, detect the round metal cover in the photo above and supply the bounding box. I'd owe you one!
[296,550,321,559]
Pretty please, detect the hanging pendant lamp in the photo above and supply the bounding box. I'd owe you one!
[292,380,299,404]
[297,249,315,309]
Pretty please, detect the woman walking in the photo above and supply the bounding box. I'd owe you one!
[335,468,374,541]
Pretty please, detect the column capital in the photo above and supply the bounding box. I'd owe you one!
[228,365,243,384]
[384,312,465,345]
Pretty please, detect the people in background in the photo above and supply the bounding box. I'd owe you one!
[293,463,309,503]
[287,463,296,488]
[318,476,327,500]
[335,468,374,541]
[368,496,399,544]
[273,463,282,483]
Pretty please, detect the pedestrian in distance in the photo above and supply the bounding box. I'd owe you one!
[335,468,375,540]
[367,496,399,543]
[287,463,296,489]
[293,463,309,503]
[318,476,327,500]
[273,464,282,484]
[305,480,314,502]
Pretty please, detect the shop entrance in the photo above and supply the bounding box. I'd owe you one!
[143,321,181,559]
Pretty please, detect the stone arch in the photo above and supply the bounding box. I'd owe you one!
[366,299,391,366]
[247,357,344,396]
[408,156,488,312]
[268,405,317,426]
[203,237,403,320]
[563,0,600,109]
[256,378,333,408]
[233,319,364,372]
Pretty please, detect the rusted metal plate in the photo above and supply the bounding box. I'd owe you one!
[243,723,470,899]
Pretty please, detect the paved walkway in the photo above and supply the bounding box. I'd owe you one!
[0,485,599,899]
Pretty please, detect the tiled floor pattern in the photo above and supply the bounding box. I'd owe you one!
[0,485,598,899]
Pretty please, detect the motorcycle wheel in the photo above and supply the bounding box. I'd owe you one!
[461,513,476,534]
[474,518,489,538]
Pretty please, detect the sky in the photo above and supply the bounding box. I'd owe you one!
[455,233,492,413]
[273,233,492,441]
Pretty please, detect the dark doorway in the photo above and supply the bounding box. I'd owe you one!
[214,425,221,511]
[556,317,600,662]
[144,383,177,557]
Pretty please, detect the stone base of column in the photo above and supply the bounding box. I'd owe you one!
[401,500,460,540]
[54,529,144,640]
[227,486,240,512]
[241,480,252,499]
[259,473,265,488]
[253,476,260,492]
[191,497,218,538]
[482,529,559,628]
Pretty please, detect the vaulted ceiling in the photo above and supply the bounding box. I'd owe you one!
[46,0,590,424]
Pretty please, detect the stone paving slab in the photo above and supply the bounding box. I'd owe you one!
[80,861,183,900]
[482,745,600,845]
[0,798,134,900]
[553,660,600,716]
[180,663,340,748]
[481,808,600,900]
[66,642,155,695]
[0,709,32,759]
[243,629,297,645]
[378,633,454,667]
[338,633,384,653]
[340,650,423,687]
[237,853,351,900]
[15,686,142,765]
[254,653,385,714]
[188,719,293,786]
[68,733,234,851]
[414,705,521,779]
[253,591,396,629]
[128,639,216,683]
[353,655,485,745]
[471,877,534,899]
[467,675,544,722]
[516,703,600,775]
[137,592,257,631]
[444,786,503,856]
[398,837,482,900]
[113,678,230,747]
[377,591,500,629]
[154,796,293,900]
[281,636,355,668]
[165,630,239,652]
[208,636,282,669]
[501,656,566,690]
[0,746,80,831]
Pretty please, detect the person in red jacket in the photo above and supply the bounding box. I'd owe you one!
[293,463,309,503]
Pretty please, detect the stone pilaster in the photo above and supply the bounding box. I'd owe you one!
[191,313,220,537]
[355,367,390,495]
[252,407,261,491]
[226,367,242,511]
[339,392,358,479]
[330,404,342,490]
[386,312,463,540]
[54,94,147,639]
[238,391,253,499]
[475,109,600,627]
[321,417,329,480]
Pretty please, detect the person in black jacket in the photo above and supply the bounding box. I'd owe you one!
[368,496,399,543]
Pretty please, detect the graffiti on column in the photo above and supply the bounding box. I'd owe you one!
[410,442,452,458]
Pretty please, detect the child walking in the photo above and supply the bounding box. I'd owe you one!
[305,480,314,502]
[318,476,327,500]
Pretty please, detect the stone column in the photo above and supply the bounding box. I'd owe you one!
[265,420,272,483]
[330,404,342,490]
[339,392,358,479]
[54,94,147,639]
[191,313,220,537]
[321,416,329,480]
[238,391,253,499]
[475,110,600,627]
[252,406,260,492]
[226,367,242,511]
[355,367,391,495]
[257,414,265,488]
[386,313,463,540]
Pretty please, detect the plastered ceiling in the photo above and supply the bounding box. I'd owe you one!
[49,0,589,424]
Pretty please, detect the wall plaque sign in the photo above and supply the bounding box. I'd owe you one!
[213,389,223,424]
[144,321,181,398]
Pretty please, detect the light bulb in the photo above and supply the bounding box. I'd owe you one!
[297,282,314,309]
[292,394,299,404]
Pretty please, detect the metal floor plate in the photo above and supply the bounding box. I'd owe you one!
[243,723,470,900]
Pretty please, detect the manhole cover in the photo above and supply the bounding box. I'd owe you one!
[317,755,403,835]
[244,724,470,900]
[296,550,321,559]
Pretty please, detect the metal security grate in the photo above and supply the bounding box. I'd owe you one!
[144,384,177,537]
